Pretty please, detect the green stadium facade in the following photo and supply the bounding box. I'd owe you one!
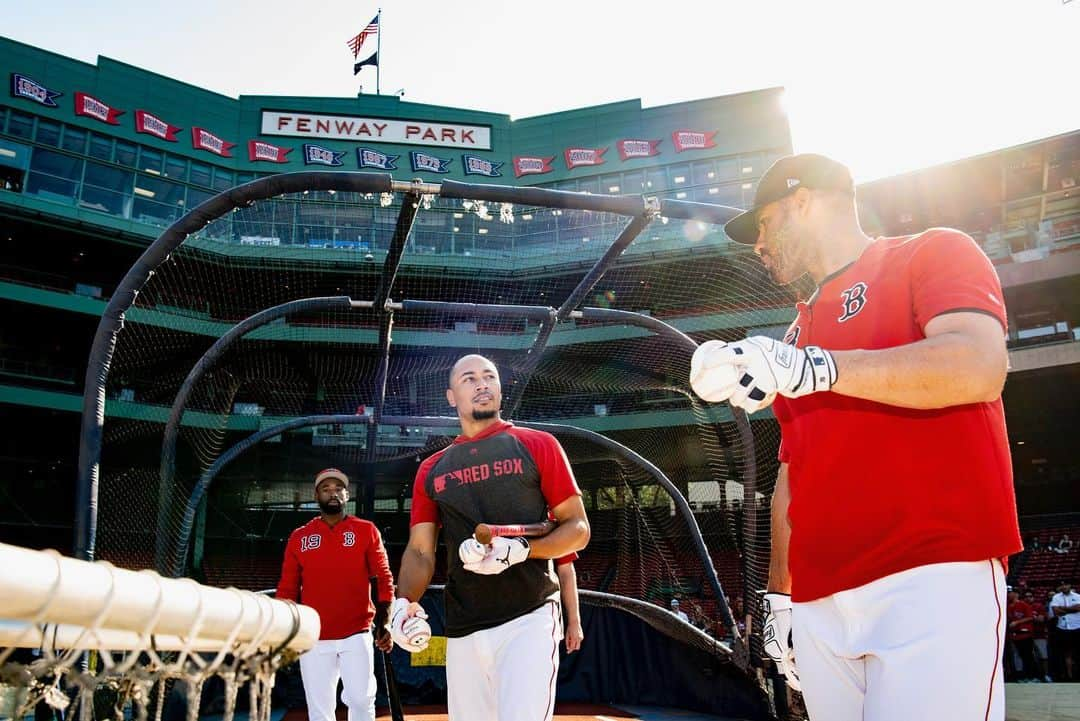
[0,34,1078,578]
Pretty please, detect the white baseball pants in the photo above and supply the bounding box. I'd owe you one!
[446,602,562,721]
[793,559,1006,721]
[298,631,377,721]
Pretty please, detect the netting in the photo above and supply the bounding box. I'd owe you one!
[0,543,315,721]
[79,173,810,712]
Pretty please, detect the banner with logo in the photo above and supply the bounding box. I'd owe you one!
[74,92,123,125]
[303,144,346,166]
[462,155,503,178]
[616,139,662,161]
[410,151,452,174]
[357,147,398,170]
[512,156,555,178]
[671,129,717,152]
[191,127,235,157]
[248,140,292,163]
[564,147,607,169]
[261,111,491,150]
[134,110,181,141]
[10,74,61,107]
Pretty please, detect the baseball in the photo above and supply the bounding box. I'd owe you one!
[690,341,741,402]
[458,537,487,564]
[408,628,431,648]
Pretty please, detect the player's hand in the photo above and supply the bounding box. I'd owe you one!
[697,336,837,413]
[373,600,392,652]
[388,597,431,653]
[762,592,800,692]
[565,619,584,653]
[463,536,530,575]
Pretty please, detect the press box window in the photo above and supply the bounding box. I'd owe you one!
[35,120,61,147]
[6,111,34,139]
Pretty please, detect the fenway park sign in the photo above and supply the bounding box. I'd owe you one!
[260,111,491,150]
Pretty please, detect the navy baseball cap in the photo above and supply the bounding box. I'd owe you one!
[723,153,855,245]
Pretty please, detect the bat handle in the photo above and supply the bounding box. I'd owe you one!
[475,523,493,545]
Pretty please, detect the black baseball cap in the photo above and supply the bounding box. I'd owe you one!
[723,153,855,245]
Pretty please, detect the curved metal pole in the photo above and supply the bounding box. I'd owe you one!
[156,295,361,572]
[75,171,395,560]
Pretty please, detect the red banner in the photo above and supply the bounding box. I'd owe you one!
[671,129,717,152]
[248,140,292,163]
[616,139,662,161]
[134,110,181,141]
[564,147,607,169]
[513,156,555,178]
[74,92,123,125]
[191,127,236,157]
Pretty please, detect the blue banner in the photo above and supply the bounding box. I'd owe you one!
[357,147,399,170]
[10,73,61,107]
[462,155,503,178]
[303,144,346,166]
[410,151,452,174]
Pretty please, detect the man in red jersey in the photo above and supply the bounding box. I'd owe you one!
[277,468,395,721]
[690,154,1021,720]
[1006,588,1037,681]
[389,354,590,721]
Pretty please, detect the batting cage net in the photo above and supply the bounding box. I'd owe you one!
[74,173,809,717]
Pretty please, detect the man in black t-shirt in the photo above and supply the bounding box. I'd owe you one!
[388,354,590,721]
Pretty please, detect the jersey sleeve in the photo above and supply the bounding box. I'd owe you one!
[519,430,581,509]
[365,523,395,603]
[275,531,301,601]
[555,551,579,566]
[909,229,1007,332]
[409,453,443,526]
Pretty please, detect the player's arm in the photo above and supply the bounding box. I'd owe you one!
[828,311,1007,409]
[557,561,584,653]
[397,522,437,602]
[527,494,589,559]
[766,463,792,594]
[366,525,395,651]
[275,533,301,601]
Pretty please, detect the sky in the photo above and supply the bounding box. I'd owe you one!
[4,0,1078,182]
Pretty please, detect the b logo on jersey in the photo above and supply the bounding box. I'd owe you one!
[342,531,356,547]
[838,282,868,323]
[300,534,322,552]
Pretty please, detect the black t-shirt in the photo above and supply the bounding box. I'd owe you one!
[411,421,580,636]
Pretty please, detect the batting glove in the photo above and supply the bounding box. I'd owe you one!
[762,592,800,692]
[388,597,431,653]
[695,336,836,414]
[463,536,530,575]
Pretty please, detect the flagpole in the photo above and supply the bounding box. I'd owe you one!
[376,7,382,95]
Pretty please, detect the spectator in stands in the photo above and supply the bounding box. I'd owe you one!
[1007,588,1038,682]
[1048,535,1061,553]
[1058,534,1074,554]
[670,598,690,624]
[1029,536,1044,553]
[1026,590,1053,683]
[1051,580,1080,680]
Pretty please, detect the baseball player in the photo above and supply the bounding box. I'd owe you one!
[276,468,395,721]
[387,354,590,721]
[690,153,1022,720]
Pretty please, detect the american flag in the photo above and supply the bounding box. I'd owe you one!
[347,16,379,58]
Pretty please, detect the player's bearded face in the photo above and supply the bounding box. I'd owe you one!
[757,201,812,286]
[316,481,347,514]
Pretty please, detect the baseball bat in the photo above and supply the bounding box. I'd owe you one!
[474,520,555,545]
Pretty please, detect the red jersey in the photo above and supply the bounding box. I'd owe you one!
[1030,601,1049,640]
[1008,600,1034,641]
[276,515,394,640]
[773,229,1022,602]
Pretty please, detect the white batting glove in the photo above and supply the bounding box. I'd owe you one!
[463,536,530,575]
[458,536,487,565]
[388,597,431,653]
[762,592,800,692]
[693,336,836,414]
